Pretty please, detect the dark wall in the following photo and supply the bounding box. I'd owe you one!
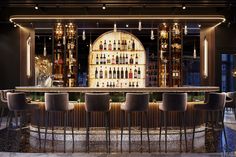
[215,24,236,89]
[0,23,20,89]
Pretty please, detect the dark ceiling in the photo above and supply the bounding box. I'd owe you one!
[0,0,236,23]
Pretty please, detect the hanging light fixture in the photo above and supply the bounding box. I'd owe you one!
[43,37,47,57]
[193,40,196,59]
[114,23,117,32]
[184,25,188,35]
[82,30,86,40]
[150,29,154,40]
[138,21,142,31]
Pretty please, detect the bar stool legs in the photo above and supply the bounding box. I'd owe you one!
[120,111,150,153]
[159,110,187,153]
[86,111,110,153]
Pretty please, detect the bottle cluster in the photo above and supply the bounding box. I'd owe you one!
[95,53,139,65]
[95,66,141,79]
[96,81,140,88]
[99,39,136,51]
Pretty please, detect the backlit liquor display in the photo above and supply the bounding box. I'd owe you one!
[88,30,146,88]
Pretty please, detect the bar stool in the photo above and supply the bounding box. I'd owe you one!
[120,93,150,153]
[0,90,11,127]
[225,92,236,120]
[159,93,187,153]
[85,93,111,153]
[6,92,41,148]
[192,92,227,151]
[44,93,74,153]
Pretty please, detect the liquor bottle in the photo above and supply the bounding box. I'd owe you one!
[113,67,116,79]
[103,54,106,64]
[119,54,122,64]
[128,40,131,50]
[113,40,116,50]
[99,66,103,79]
[124,40,127,50]
[104,40,107,50]
[96,82,100,87]
[95,67,98,79]
[129,82,131,87]
[107,82,109,87]
[102,82,105,87]
[118,40,121,50]
[112,55,115,64]
[121,67,124,78]
[108,40,112,51]
[58,53,63,64]
[125,54,128,64]
[129,68,133,79]
[122,54,125,65]
[110,81,112,87]
[132,82,135,87]
[138,67,141,79]
[107,55,110,64]
[135,53,138,64]
[132,40,135,51]
[96,54,99,64]
[121,40,124,51]
[125,68,128,79]
[129,54,133,64]
[99,41,103,50]
[109,67,112,79]
[104,67,108,79]
[116,53,119,64]
[134,67,137,79]
[136,82,139,87]
[100,54,103,64]
[113,82,115,87]
[117,67,120,79]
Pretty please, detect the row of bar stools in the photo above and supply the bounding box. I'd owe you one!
[120,93,150,153]
[85,93,111,153]
[159,93,188,153]
[192,92,228,151]
[6,92,41,149]
[44,93,75,153]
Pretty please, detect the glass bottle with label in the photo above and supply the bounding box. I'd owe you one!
[99,66,103,79]
[109,67,112,79]
[104,40,107,50]
[113,68,116,79]
[99,41,103,50]
[135,53,138,64]
[108,40,112,51]
[125,67,128,79]
[129,54,133,64]
[118,40,121,50]
[129,68,133,79]
[95,67,98,79]
[113,40,116,50]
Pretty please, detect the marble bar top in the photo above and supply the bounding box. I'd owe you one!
[15,86,219,93]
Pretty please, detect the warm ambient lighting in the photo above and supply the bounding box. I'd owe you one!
[203,37,208,78]
[102,4,106,10]
[34,4,39,10]
[114,23,117,32]
[26,36,31,77]
[82,30,86,40]
[138,21,142,31]
[182,4,186,10]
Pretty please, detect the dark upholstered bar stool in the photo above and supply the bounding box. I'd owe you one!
[192,92,227,151]
[85,93,111,153]
[159,93,187,153]
[7,92,41,148]
[225,92,236,119]
[120,93,150,153]
[0,90,12,127]
[44,93,74,153]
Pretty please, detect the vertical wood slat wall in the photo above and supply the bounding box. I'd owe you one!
[31,102,205,129]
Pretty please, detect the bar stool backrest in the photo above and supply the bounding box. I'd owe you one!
[7,92,27,111]
[160,93,187,112]
[45,93,70,111]
[124,93,149,111]
[207,93,226,110]
[226,92,236,106]
[85,93,110,112]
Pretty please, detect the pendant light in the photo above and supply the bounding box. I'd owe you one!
[43,36,47,56]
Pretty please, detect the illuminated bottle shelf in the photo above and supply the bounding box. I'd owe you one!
[88,30,146,88]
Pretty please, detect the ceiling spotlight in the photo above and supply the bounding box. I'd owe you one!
[102,4,106,10]
[126,24,129,28]
[49,36,52,40]
[114,23,117,32]
[182,4,186,10]
[150,29,155,40]
[198,24,201,28]
[138,21,142,31]
[184,25,187,35]
[14,24,17,27]
[82,30,86,40]
[34,4,39,10]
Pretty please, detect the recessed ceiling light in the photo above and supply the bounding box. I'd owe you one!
[182,4,186,10]
[102,4,106,10]
[198,24,201,28]
[34,4,39,10]
[126,24,129,28]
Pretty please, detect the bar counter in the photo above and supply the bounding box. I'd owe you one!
[15,86,219,93]
[16,86,219,129]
